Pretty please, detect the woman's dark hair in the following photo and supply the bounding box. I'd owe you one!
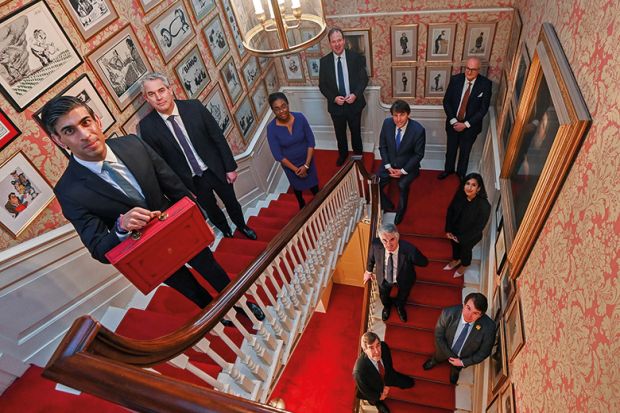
[268,92,288,108]
[459,172,487,199]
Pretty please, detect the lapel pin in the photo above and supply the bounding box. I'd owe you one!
[475,325,481,330]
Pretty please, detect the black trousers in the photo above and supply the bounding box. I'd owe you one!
[193,169,246,233]
[444,127,480,177]
[377,168,418,215]
[293,185,319,209]
[331,110,363,158]
[379,279,411,309]
[164,247,230,308]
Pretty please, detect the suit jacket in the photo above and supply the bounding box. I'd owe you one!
[434,305,496,367]
[445,193,491,247]
[54,135,191,263]
[378,117,426,177]
[367,239,428,289]
[353,341,403,403]
[318,49,368,116]
[442,73,492,135]
[138,99,237,192]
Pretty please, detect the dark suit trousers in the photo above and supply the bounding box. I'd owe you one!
[379,279,410,309]
[377,168,418,215]
[193,169,246,232]
[164,247,230,308]
[444,127,479,177]
[331,109,363,158]
[451,239,475,266]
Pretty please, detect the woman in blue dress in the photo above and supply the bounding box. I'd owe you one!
[267,92,319,209]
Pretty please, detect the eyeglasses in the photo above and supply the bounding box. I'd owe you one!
[465,67,480,72]
[272,104,288,113]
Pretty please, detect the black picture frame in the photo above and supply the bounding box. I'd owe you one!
[495,221,507,275]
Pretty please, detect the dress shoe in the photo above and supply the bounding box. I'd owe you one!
[396,306,407,322]
[394,211,404,225]
[240,226,257,240]
[443,260,461,271]
[222,230,234,238]
[374,401,390,413]
[220,319,234,327]
[437,171,452,180]
[422,359,436,370]
[336,155,347,166]
[246,302,265,321]
[382,305,391,321]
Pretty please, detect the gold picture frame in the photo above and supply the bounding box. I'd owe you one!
[424,66,451,98]
[462,22,497,62]
[391,24,418,63]
[343,28,373,75]
[147,2,195,64]
[426,23,457,62]
[391,66,416,99]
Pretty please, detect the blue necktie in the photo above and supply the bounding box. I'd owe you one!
[101,161,146,207]
[451,323,470,356]
[395,128,402,151]
[337,57,346,96]
[168,115,203,176]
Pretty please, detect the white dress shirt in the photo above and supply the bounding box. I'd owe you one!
[451,314,474,356]
[450,77,477,128]
[332,51,350,96]
[383,246,399,283]
[384,120,409,175]
[158,104,208,173]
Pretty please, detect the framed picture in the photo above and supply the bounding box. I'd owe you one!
[122,101,152,136]
[511,43,530,109]
[495,221,507,274]
[306,57,321,79]
[505,298,525,362]
[499,382,516,413]
[391,67,416,99]
[488,318,508,395]
[343,29,373,75]
[175,46,210,99]
[251,81,269,119]
[495,195,503,231]
[242,57,260,90]
[59,0,118,41]
[486,395,500,413]
[495,69,508,118]
[0,152,55,238]
[203,15,230,65]
[235,96,256,142]
[500,266,516,313]
[427,23,457,62]
[281,54,305,82]
[220,57,243,104]
[301,28,321,53]
[498,102,515,158]
[0,0,83,112]
[220,0,246,58]
[463,22,497,62]
[148,2,195,64]
[391,24,417,63]
[265,65,279,94]
[425,66,451,98]
[137,0,163,13]
[0,109,21,151]
[187,0,215,22]
[501,24,591,279]
[491,286,502,321]
[203,84,233,136]
[108,131,119,139]
[505,10,523,70]
[87,25,152,111]
[32,74,115,133]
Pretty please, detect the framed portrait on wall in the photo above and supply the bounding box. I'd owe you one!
[0,0,83,112]
[343,29,373,75]
[495,221,507,274]
[427,23,457,62]
[306,57,320,79]
[251,81,269,119]
[424,66,451,98]
[234,96,256,142]
[87,25,152,111]
[242,57,260,90]
[511,43,531,109]
[463,22,497,62]
[391,24,417,63]
[220,57,243,104]
[148,2,195,63]
[265,64,279,94]
[32,74,115,133]
[121,101,152,136]
[505,297,525,362]
[488,317,508,395]
[495,69,508,119]
[505,9,523,70]
[0,109,21,151]
[174,46,210,99]
[203,15,230,65]
[281,54,305,82]
[391,67,415,99]
[0,151,55,238]
[59,0,118,41]
[220,0,247,58]
[500,266,516,313]
[495,195,503,231]
[138,0,163,14]
[499,382,516,413]
[301,28,321,53]
[187,0,215,23]
[486,395,500,413]
[202,84,233,136]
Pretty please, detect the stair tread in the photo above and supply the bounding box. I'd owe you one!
[391,349,453,384]
[408,283,462,308]
[385,326,436,355]
[385,399,454,413]
[400,235,452,261]
[416,261,465,286]
[387,379,454,410]
[216,238,269,257]
[384,304,442,331]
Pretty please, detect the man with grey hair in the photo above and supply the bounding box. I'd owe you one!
[138,72,256,240]
[364,223,428,322]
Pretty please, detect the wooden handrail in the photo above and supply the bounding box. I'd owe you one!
[44,158,372,412]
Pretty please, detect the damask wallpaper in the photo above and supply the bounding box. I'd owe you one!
[509,0,620,411]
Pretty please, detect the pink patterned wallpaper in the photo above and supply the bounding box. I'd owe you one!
[509,0,620,412]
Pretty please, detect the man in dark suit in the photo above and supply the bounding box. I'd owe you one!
[138,72,256,240]
[353,332,414,413]
[423,292,496,384]
[319,27,369,166]
[40,96,230,309]
[364,223,428,322]
[439,57,492,180]
[377,100,426,225]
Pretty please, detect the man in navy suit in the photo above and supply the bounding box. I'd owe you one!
[439,57,492,180]
[138,72,256,240]
[319,27,369,166]
[377,100,426,225]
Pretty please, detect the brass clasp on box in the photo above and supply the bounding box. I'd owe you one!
[130,213,169,240]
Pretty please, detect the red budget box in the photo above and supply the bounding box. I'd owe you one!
[105,197,214,294]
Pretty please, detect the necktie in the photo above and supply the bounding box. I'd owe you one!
[395,128,402,151]
[457,82,472,121]
[378,360,385,379]
[168,115,203,176]
[386,253,394,284]
[101,161,146,206]
[451,323,470,356]
[337,56,346,96]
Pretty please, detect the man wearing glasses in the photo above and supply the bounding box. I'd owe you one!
[438,57,492,180]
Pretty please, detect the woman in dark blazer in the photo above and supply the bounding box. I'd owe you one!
[444,173,491,277]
